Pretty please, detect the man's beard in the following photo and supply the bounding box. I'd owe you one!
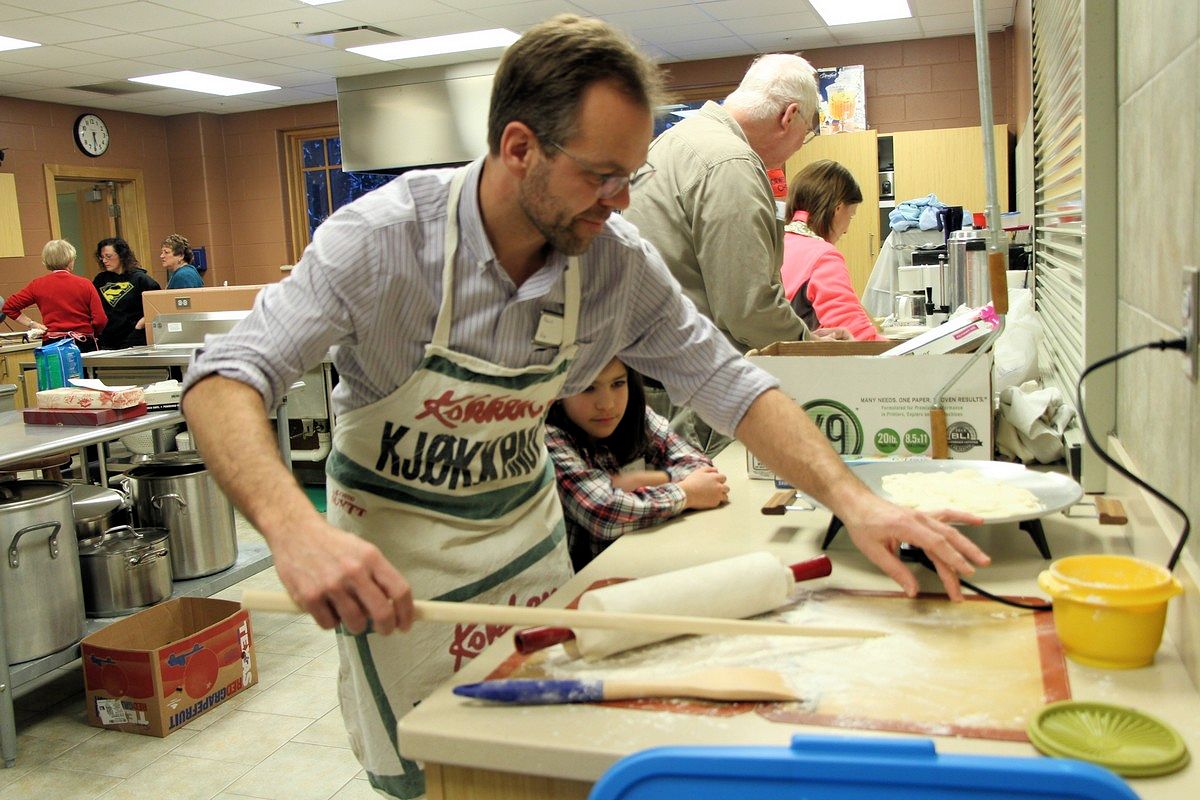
[517,161,603,256]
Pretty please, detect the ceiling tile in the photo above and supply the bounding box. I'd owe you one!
[134,48,248,70]
[723,14,824,37]
[228,7,364,37]
[602,6,713,30]
[335,0,458,21]
[377,11,498,38]
[830,17,923,43]
[638,22,738,46]
[144,21,271,47]
[0,15,120,44]
[214,37,329,60]
[267,49,383,71]
[0,44,108,69]
[59,2,209,32]
[662,36,754,60]
[62,33,181,59]
[699,0,818,23]
[474,0,590,28]
[740,29,840,52]
[150,0,295,18]
[4,0,127,12]
[573,0,658,13]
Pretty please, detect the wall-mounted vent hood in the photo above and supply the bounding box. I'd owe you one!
[336,60,498,173]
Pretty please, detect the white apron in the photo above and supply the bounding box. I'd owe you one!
[327,169,577,798]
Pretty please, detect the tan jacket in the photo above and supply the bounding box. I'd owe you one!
[624,102,810,353]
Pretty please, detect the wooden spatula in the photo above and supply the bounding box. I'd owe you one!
[453,667,802,704]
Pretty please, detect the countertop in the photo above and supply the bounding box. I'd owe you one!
[0,339,36,355]
[397,444,1200,797]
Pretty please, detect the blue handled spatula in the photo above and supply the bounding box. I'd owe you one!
[453,667,802,704]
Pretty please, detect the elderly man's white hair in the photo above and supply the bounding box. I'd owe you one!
[724,53,819,124]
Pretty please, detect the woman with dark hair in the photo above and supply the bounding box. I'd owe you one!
[781,159,886,341]
[94,236,160,349]
[545,358,728,571]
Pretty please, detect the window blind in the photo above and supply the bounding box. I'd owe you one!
[1030,0,1117,492]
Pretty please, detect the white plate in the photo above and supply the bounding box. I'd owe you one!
[849,459,1083,524]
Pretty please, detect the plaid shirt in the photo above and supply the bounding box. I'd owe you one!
[546,408,713,568]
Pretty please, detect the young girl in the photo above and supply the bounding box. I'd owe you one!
[546,358,729,571]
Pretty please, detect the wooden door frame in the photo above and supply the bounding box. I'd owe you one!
[43,164,152,271]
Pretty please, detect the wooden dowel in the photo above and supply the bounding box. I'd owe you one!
[930,407,949,459]
[988,250,1009,315]
[241,590,886,640]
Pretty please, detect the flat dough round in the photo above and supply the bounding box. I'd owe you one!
[881,469,1044,518]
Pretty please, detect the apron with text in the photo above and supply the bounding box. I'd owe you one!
[325,169,577,798]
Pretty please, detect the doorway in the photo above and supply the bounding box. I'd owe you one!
[43,164,152,278]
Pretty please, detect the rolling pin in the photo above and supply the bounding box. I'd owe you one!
[515,554,833,656]
[240,555,877,648]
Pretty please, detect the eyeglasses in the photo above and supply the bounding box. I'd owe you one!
[802,128,818,146]
[546,140,655,199]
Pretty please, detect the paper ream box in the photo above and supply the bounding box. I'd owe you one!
[745,341,993,478]
[37,385,144,410]
[81,598,256,737]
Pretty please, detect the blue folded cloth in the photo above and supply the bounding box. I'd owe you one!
[890,193,949,232]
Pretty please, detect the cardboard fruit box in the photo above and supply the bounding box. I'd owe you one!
[745,341,993,479]
[81,598,256,737]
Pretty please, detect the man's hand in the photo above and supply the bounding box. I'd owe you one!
[841,496,988,600]
[272,517,414,635]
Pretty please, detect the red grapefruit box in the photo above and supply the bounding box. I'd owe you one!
[81,598,257,737]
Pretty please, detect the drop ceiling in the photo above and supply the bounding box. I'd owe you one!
[0,0,1015,116]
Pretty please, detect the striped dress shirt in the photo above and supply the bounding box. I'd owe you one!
[183,158,778,436]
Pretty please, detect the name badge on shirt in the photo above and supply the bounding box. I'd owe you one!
[532,310,565,347]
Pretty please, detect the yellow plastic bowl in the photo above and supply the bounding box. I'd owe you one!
[1038,555,1182,670]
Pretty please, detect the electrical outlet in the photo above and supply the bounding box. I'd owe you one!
[175,297,191,309]
[1184,266,1199,381]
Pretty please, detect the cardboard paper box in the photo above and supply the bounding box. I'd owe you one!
[142,286,265,342]
[746,341,993,479]
[81,598,256,737]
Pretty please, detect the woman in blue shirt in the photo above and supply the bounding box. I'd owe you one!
[161,233,204,289]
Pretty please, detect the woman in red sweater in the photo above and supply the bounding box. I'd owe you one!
[780,160,886,341]
[2,239,107,351]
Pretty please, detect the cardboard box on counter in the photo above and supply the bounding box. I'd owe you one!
[81,598,256,737]
[745,341,993,479]
[142,286,265,343]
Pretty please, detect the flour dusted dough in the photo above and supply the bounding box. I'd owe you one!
[881,469,1044,518]
[569,552,795,661]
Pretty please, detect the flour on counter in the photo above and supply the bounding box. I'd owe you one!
[880,469,1044,518]
[527,590,1044,734]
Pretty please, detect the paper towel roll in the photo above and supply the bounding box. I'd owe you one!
[567,552,795,661]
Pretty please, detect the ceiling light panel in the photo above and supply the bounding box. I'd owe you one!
[129,70,281,96]
[348,28,519,61]
[810,0,912,26]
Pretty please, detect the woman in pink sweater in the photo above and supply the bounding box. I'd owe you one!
[781,160,886,341]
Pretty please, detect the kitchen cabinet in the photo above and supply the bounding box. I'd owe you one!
[891,124,1010,216]
[0,344,36,409]
[783,124,1011,297]
[784,130,879,296]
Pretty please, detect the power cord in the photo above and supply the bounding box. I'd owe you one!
[906,336,1191,609]
[1075,338,1190,571]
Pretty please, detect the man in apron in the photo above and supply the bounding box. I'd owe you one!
[182,15,989,799]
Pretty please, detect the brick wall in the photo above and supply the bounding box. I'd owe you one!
[663,31,1016,133]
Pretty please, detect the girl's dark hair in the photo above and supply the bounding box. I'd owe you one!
[784,159,863,240]
[547,364,650,465]
[95,237,141,274]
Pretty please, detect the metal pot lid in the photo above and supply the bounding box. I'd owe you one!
[71,484,128,519]
[0,479,73,509]
[126,450,207,478]
[78,525,170,557]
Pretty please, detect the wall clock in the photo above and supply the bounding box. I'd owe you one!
[74,113,110,157]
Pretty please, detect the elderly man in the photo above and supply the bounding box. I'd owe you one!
[181,16,986,799]
[624,54,839,454]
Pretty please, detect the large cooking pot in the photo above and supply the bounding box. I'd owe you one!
[71,483,132,540]
[125,451,237,579]
[77,525,172,617]
[0,480,86,665]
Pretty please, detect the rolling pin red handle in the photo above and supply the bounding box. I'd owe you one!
[513,626,575,654]
[790,555,832,582]
[512,556,833,656]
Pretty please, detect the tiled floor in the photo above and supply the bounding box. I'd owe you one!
[2,515,382,800]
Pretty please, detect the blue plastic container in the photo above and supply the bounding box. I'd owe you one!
[589,735,1138,800]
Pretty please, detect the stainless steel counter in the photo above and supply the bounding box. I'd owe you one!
[0,408,185,471]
